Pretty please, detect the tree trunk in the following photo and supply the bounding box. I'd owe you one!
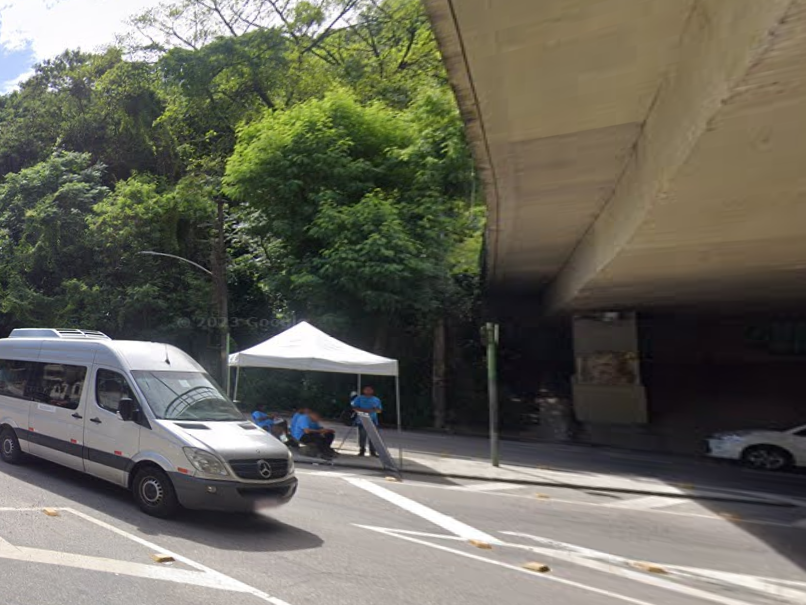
[432,316,447,429]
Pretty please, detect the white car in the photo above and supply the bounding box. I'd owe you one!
[706,425,806,471]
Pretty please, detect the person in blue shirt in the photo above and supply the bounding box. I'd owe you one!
[251,406,274,431]
[351,385,382,457]
[291,410,335,459]
[289,408,306,438]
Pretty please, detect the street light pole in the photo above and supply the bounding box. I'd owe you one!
[137,244,230,395]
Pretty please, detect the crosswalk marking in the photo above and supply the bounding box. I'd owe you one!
[603,496,687,510]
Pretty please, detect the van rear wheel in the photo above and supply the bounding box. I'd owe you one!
[0,428,23,464]
[132,467,180,518]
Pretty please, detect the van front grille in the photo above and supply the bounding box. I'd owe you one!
[228,458,289,480]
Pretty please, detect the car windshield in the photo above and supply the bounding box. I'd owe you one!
[131,371,243,421]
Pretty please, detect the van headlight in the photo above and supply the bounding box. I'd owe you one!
[183,448,229,476]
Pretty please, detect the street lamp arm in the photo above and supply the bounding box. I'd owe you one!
[137,251,213,276]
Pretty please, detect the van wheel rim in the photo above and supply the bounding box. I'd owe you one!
[2,438,14,457]
[140,478,164,505]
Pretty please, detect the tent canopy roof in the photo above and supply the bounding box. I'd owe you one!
[228,321,398,376]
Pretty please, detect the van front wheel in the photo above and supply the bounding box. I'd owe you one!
[132,467,180,518]
[0,428,23,464]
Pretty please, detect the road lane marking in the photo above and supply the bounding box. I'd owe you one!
[0,508,291,605]
[603,496,688,510]
[343,475,806,528]
[503,531,805,605]
[357,525,657,605]
[670,565,806,603]
[345,477,501,543]
[453,482,525,492]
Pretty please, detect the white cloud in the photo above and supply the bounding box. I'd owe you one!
[0,68,33,93]
[0,0,163,60]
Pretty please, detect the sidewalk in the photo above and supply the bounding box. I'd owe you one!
[292,423,806,506]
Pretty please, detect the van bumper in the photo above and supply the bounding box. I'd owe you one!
[169,473,298,512]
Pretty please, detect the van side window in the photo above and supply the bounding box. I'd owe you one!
[27,362,87,410]
[96,369,138,413]
[0,359,31,401]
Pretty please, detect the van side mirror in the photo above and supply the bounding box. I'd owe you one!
[118,397,136,421]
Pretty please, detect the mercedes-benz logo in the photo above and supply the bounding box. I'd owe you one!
[257,460,272,479]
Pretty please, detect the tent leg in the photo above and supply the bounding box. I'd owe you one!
[233,367,241,402]
[357,374,361,393]
[395,376,403,471]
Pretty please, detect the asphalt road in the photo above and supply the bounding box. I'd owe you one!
[2,455,806,605]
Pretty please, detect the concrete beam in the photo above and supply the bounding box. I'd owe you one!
[545,0,800,312]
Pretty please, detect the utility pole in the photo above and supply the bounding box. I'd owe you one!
[210,198,230,395]
[483,322,500,467]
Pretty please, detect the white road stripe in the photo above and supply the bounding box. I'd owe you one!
[453,482,525,492]
[358,525,657,605]
[503,532,796,605]
[62,509,292,605]
[603,496,687,510]
[345,477,500,544]
[345,477,805,529]
[670,565,806,603]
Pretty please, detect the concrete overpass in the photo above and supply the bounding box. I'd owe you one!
[424,0,806,450]
[425,0,806,312]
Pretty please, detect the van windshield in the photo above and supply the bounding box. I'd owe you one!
[131,371,243,421]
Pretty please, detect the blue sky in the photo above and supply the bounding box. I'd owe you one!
[0,40,35,89]
[0,0,162,92]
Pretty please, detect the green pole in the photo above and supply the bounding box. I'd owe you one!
[485,322,500,467]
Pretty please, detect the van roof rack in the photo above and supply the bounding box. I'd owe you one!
[8,328,110,340]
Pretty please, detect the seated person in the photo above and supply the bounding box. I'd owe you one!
[251,406,274,432]
[290,410,335,459]
[288,407,308,446]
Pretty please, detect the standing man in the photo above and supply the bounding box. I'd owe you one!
[351,385,382,457]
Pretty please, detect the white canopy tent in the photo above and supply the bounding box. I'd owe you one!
[228,321,402,465]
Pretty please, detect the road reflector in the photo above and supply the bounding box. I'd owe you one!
[43,508,60,517]
[439,452,451,458]
[151,554,175,564]
[718,512,741,521]
[534,493,550,500]
[675,483,694,489]
[522,562,551,573]
[536,466,552,470]
[468,540,492,550]
[385,476,401,483]
[631,561,667,574]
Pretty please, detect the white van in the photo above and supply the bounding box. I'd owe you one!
[0,328,297,517]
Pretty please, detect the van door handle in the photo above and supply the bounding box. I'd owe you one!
[89,417,102,424]
[71,413,83,419]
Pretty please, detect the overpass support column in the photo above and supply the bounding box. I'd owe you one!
[572,313,647,426]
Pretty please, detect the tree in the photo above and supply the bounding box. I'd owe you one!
[0,152,108,329]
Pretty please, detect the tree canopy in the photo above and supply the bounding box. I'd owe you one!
[0,0,486,428]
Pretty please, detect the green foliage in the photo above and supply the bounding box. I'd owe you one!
[0,0,488,428]
[0,151,108,326]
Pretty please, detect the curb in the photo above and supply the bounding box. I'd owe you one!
[293,458,796,507]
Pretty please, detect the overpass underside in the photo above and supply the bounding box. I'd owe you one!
[426,0,806,450]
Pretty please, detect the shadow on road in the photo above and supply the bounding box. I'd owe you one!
[0,456,323,553]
